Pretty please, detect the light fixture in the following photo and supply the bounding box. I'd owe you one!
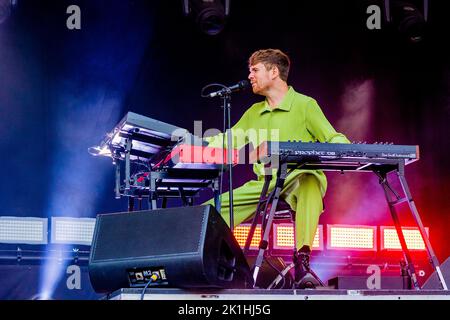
[380,226,429,250]
[233,224,261,250]
[50,217,96,245]
[384,0,428,42]
[0,216,48,244]
[182,0,230,36]
[273,224,323,250]
[327,224,377,251]
[233,223,323,251]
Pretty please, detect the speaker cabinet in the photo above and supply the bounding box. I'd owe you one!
[88,205,253,293]
[422,256,450,289]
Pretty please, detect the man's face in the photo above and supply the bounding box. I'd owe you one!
[248,62,275,95]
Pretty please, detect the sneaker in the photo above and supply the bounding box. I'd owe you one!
[293,250,323,289]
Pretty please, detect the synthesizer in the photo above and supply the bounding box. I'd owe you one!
[156,143,240,170]
[249,141,419,171]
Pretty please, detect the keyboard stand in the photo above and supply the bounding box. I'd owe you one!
[375,161,448,290]
[146,168,222,210]
[244,156,448,290]
[244,161,288,286]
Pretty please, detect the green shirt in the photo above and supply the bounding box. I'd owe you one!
[206,86,350,195]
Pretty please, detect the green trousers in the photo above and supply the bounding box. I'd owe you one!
[204,173,323,250]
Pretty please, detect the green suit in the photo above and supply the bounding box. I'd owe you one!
[204,86,350,249]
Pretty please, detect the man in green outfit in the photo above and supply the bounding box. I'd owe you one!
[204,49,350,288]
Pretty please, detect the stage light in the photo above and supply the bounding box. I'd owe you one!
[327,224,377,251]
[273,224,323,250]
[0,216,48,244]
[384,0,428,42]
[234,224,261,249]
[381,226,429,250]
[182,0,230,35]
[50,217,96,245]
[88,144,112,157]
[234,223,323,251]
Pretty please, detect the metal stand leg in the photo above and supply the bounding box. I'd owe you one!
[114,162,121,199]
[149,173,158,209]
[179,187,188,206]
[378,163,448,290]
[128,197,134,212]
[252,162,287,286]
[396,165,448,290]
[125,139,131,192]
[243,173,272,255]
[400,260,412,289]
[213,178,221,213]
[378,170,420,289]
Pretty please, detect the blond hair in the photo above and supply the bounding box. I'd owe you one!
[249,49,290,82]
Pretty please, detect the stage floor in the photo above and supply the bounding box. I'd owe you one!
[106,288,450,300]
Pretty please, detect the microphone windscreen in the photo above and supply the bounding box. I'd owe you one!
[239,80,250,89]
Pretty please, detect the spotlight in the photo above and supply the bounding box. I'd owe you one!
[384,0,428,42]
[30,292,53,300]
[182,0,230,36]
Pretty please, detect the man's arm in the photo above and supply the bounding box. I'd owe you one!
[203,109,249,149]
[306,99,350,144]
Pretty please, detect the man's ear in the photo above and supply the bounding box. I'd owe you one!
[271,66,280,80]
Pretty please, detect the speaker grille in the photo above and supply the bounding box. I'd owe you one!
[91,207,208,261]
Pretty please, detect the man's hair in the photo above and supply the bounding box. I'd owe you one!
[248,49,291,82]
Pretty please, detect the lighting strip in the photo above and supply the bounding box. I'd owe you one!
[327,224,376,251]
[233,224,261,250]
[381,226,429,251]
[0,216,48,244]
[273,224,323,250]
[51,217,96,245]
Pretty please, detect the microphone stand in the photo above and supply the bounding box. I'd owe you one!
[221,90,234,233]
[201,82,248,233]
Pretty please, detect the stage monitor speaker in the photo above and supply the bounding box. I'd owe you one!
[422,256,450,289]
[88,205,254,293]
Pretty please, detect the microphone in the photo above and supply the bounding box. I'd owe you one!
[207,80,250,98]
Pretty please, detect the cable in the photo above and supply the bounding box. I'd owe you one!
[267,262,295,290]
[264,255,286,289]
[200,83,228,98]
[277,257,294,288]
[133,160,151,172]
[140,273,159,300]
